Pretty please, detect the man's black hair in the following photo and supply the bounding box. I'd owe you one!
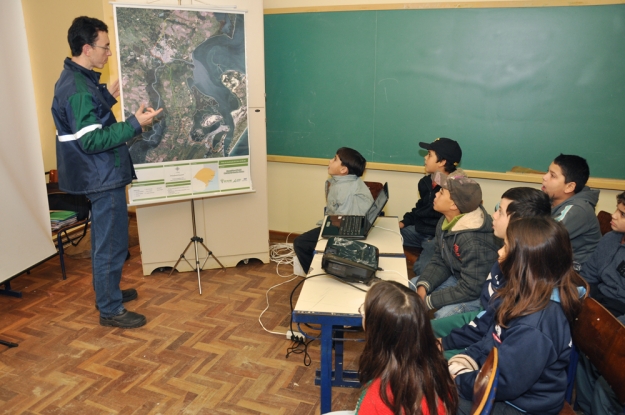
[501,187,551,220]
[553,154,590,194]
[68,16,108,57]
[432,151,457,174]
[336,147,367,177]
[617,191,625,206]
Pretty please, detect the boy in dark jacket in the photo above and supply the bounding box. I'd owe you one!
[575,191,625,415]
[542,154,601,267]
[400,137,462,248]
[415,171,501,319]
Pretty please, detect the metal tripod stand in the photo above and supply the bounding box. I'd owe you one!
[168,199,225,294]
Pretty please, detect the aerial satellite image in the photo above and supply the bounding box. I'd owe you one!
[116,8,248,165]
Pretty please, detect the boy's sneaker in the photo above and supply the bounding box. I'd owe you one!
[95,289,138,310]
[100,309,146,328]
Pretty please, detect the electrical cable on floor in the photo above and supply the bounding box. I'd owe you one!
[269,232,297,277]
[258,274,300,336]
[259,233,304,336]
[284,274,328,365]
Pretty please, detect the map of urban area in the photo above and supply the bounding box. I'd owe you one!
[116,8,248,164]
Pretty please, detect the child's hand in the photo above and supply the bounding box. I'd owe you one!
[417,286,427,299]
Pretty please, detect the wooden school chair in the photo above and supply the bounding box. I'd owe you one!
[560,297,625,414]
[471,347,499,415]
[597,210,613,236]
[364,181,384,201]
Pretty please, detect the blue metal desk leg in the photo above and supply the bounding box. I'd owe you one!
[320,323,334,414]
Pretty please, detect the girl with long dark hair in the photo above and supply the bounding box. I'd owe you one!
[354,280,458,415]
[452,217,587,415]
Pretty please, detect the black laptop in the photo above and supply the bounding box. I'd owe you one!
[320,182,389,239]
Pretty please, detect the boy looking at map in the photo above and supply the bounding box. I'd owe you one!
[293,148,374,274]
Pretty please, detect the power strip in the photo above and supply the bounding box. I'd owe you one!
[286,330,305,342]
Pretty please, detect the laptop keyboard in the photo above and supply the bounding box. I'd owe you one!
[338,216,363,236]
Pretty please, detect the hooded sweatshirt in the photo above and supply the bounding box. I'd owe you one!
[581,231,625,315]
[551,186,601,265]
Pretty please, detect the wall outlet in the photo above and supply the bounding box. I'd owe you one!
[286,330,305,342]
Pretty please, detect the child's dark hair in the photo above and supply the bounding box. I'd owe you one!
[336,147,367,177]
[433,151,457,174]
[617,191,625,206]
[553,154,590,194]
[359,281,458,415]
[501,187,551,220]
[495,217,587,327]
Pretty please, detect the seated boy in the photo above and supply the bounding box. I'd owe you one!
[436,187,551,358]
[575,191,625,415]
[293,147,374,274]
[542,154,601,268]
[400,137,462,249]
[415,171,501,319]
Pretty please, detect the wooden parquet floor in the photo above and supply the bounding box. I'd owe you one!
[0,247,364,414]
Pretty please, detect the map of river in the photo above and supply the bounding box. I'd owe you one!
[116,8,248,164]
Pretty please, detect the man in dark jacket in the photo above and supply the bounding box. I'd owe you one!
[415,171,501,319]
[52,17,161,328]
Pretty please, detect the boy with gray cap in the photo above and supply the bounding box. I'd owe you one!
[415,171,502,319]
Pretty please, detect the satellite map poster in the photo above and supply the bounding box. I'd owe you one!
[113,5,252,205]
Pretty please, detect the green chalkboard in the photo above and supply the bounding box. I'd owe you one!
[264,6,625,179]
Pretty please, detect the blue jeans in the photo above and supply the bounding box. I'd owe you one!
[411,275,481,319]
[87,187,128,318]
[413,237,435,276]
[400,225,430,248]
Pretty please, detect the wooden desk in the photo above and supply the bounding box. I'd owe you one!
[293,217,407,414]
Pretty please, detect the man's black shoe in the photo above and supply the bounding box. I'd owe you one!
[99,309,146,328]
[95,289,138,311]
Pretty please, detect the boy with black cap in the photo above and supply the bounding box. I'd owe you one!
[400,137,462,249]
[415,171,501,319]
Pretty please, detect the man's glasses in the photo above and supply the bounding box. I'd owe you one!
[358,303,365,317]
[92,45,111,52]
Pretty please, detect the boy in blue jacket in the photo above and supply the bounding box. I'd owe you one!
[575,191,625,415]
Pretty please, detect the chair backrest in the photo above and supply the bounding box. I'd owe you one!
[48,193,91,221]
[571,297,625,405]
[597,210,613,236]
[471,347,499,415]
[364,181,384,200]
